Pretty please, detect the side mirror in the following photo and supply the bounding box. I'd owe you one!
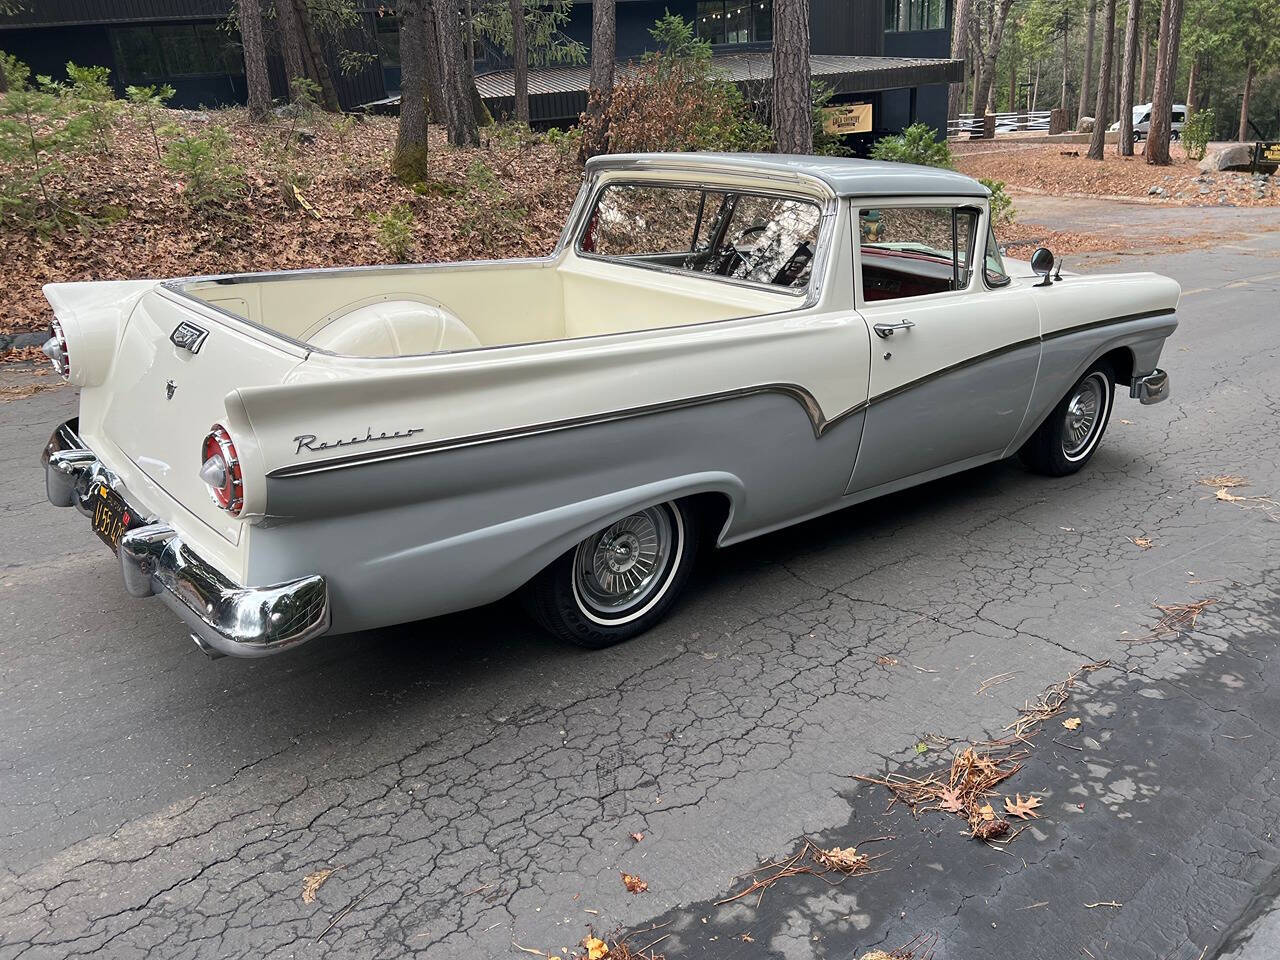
[1031,247,1055,287]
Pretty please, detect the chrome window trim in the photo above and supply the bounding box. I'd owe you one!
[851,195,989,310]
[571,177,836,303]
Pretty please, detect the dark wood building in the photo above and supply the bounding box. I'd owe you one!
[0,0,960,139]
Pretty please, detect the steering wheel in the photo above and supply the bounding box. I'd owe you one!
[716,223,770,277]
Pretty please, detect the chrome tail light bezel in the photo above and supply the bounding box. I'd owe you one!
[201,424,245,516]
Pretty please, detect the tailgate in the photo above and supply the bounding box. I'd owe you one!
[76,285,307,549]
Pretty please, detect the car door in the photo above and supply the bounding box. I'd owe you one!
[846,201,1040,494]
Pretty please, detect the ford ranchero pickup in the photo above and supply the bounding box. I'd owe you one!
[40,153,1177,658]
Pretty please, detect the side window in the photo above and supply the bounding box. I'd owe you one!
[857,206,978,302]
[984,224,1010,287]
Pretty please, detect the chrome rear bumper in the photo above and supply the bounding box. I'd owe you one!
[1130,368,1170,405]
[42,419,330,659]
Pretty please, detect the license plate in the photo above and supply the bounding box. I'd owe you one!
[90,484,140,553]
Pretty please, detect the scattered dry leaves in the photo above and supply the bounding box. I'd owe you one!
[300,866,337,904]
[1062,716,1082,730]
[0,381,62,402]
[1199,474,1249,488]
[620,873,648,895]
[716,837,887,907]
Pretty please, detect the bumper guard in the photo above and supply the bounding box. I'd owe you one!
[1130,369,1170,405]
[42,419,330,659]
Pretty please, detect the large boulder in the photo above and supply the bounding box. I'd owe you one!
[1199,143,1257,173]
[1078,115,1095,132]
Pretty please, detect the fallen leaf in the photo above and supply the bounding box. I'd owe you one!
[1062,716,1082,730]
[1004,794,1043,820]
[875,655,899,666]
[1118,418,1133,424]
[1128,536,1154,549]
[621,873,648,894]
[914,741,929,754]
[812,845,868,873]
[583,935,609,959]
[629,832,645,843]
[977,802,996,822]
[739,933,755,943]
[301,867,336,904]
[937,785,966,813]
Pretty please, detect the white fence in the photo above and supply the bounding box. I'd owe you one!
[947,111,1054,138]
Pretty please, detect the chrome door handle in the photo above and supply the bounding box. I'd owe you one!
[873,319,915,339]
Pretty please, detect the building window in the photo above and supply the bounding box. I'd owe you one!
[885,0,946,32]
[111,23,242,84]
[696,0,772,45]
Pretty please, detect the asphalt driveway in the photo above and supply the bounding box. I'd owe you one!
[2,201,1280,959]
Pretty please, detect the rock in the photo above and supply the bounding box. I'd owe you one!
[188,111,211,124]
[1078,116,1095,132]
[1198,186,1211,194]
[1148,185,1165,195]
[294,128,318,145]
[1198,143,1256,173]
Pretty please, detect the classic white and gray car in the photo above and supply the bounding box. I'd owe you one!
[40,153,1177,657]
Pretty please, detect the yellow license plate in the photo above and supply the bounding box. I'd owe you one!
[90,484,138,554]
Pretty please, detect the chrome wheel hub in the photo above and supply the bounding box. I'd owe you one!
[1062,373,1107,459]
[573,506,675,619]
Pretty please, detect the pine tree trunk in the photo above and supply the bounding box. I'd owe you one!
[1060,11,1070,117]
[276,0,308,89]
[394,0,430,182]
[423,6,446,123]
[293,0,341,110]
[1138,24,1148,100]
[1145,0,1184,164]
[1238,59,1255,141]
[508,0,529,124]
[1118,0,1140,155]
[1077,0,1097,123]
[947,0,973,121]
[431,0,480,146]
[971,0,1015,121]
[772,0,813,153]
[1086,0,1117,159]
[240,0,272,121]
[579,0,616,159]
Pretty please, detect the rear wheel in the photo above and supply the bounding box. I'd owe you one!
[1019,362,1116,476]
[525,500,698,649]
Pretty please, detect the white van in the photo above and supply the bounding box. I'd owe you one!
[1110,103,1187,140]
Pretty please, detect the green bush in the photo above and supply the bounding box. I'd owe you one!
[1181,108,1215,162]
[369,204,415,262]
[125,83,177,160]
[870,122,953,168]
[162,126,244,210]
[979,177,1015,225]
[0,57,100,230]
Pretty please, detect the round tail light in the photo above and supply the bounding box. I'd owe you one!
[200,425,244,516]
[43,318,70,381]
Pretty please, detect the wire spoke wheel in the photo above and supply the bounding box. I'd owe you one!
[572,505,678,623]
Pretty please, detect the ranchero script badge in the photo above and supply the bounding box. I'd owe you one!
[293,426,425,455]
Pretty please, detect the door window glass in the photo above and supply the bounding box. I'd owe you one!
[858,206,979,301]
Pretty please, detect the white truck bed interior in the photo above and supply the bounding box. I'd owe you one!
[175,256,798,358]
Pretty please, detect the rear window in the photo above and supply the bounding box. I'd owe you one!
[579,183,823,291]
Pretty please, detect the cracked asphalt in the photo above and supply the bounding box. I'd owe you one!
[3,200,1280,959]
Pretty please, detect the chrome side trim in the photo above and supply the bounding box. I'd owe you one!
[269,383,868,479]
[42,420,331,659]
[1130,368,1169,404]
[268,308,1174,480]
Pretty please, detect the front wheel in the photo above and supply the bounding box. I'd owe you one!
[524,500,699,649]
[1019,363,1116,476]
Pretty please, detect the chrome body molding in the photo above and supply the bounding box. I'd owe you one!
[1130,368,1170,405]
[266,308,1174,481]
[42,420,330,658]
